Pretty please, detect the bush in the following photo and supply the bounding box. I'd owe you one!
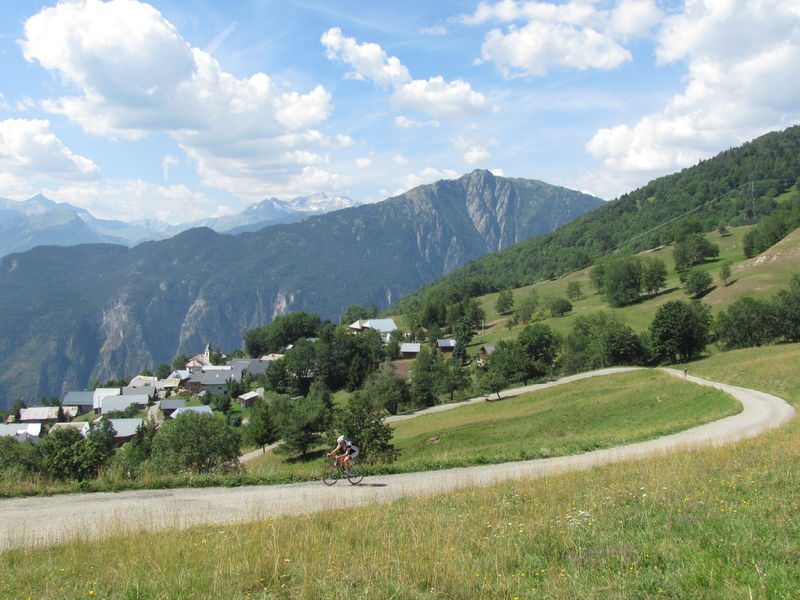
[517,323,561,377]
[150,412,240,474]
[674,234,719,272]
[272,382,332,457]
[334,391,397,464]
[548,297,573,317]
[38,424,115,481]
[774,274,800,342]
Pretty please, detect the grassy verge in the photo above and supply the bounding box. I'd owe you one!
[1,345,797,598]
[245,370,738,479]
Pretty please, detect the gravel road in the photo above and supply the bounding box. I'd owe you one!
[0,368,793,551]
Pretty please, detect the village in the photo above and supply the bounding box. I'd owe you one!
[0,317,488,449]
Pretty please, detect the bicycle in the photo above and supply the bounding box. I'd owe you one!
[322,456,364,486]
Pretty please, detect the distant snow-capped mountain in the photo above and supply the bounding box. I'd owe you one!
[0,192,355,257]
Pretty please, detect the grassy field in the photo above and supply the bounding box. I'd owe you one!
[1,344,798,598]
[244,370,738,478]
[469,225,800,349]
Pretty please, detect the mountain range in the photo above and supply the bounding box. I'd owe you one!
[0,170,602,407]
[0,192,354,257]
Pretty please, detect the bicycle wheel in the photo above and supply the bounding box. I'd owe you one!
[322,463,340,486]
[346,464,364,485]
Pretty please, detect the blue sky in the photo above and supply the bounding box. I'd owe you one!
[1,0,799,223]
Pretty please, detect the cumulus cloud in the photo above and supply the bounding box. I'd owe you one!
[21,0,344,199]
[393,154,409,165]
[355,157,372,169]
[463,0,661,77]
[452,135,492,165]
[0,118,100,181]
[402,167,460,192]
[0,93,9,110]
[420,25,448,36]
[584,0,800,198]
[322,27,487,118]
[394,115,440,129]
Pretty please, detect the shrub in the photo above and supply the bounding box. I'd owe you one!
[561,312,648,374]
[684,269,713,298]
[548,297,573,317]
[150,412,240,474]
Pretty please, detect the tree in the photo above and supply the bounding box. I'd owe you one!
[566,281,583,301]
[385,330,402,361]
[479,369,507,400]
[39,421,116,481]
[283,338,317,395]
[436,358,471,403]
[773,274,800,342]
[641,258,668,296]
[589,261,606,292]
[172,354,190,370]
[514,290,539,324]
[495,289,514,315]
[363,366,409,415]
[673,234,719,272]
[684,269,713,298]
[517,323,561,377]
[150,412,240,474]
[248,397,279,449]
[155,363,172,379]
[603,257,643,307]
[452,317,475,365]
[341,304,368,325]
[410,345,440,407]
[561,312,648,374]
[717,221,728,236]
[548,297,573,317]
[648,300,712,363]
[716,297,778,350]
[272,387,332,458]
[484,340,531,386]
[244,312,322,357]
[719,260,732,286]
[334,391,397,463]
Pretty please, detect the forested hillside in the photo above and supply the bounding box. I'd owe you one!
[395,125,800,312]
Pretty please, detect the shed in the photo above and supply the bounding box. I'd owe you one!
[160,398,187,417]
[93,387,120,411]
[107,418,144,445]
[50,422,90,437]
[62,391,94,414]
[0,423,42,439]
[237,389,262,408]
[437,339,457,353]
[400,342,421,358]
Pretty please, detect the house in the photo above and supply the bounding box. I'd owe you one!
[260,354,284,362]
[121,385,156,400]
[50,422,90,437]
[0,422,42,441]
[62,391,94,415]
[19,406,60,422]
[237,389,263,408]
[348,318,398,343]
[168,369,192,382]
[400,342,421,359]
[99,394,149,415]
[437,339,457,353]
[170,405,214,419]
[186,369,240,395]
[128,375,158,388]
[160,398,186,417]
[156,377,182,392]
[230,359,270,378]
[93,387,121,412]
[107,418,144,445]
[477,345,496,367]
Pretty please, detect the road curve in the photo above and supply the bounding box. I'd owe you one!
[1,368,794,551]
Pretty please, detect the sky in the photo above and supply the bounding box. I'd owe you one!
[1,0,799,224]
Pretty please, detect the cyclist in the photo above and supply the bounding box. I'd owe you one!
[327,435,359,474]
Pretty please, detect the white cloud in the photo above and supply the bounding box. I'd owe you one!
[321,27,411,89]
[21,0,344,200]
[0,118,100,181]
[393,77,487,117]
[584,0,800,199]
[0,93,9,110]
[393,154,409,165]
[463,145,491,165]
[322,28,488,118]
[162,154,179,182]
[355,157,372,169]
[464,1,661,77]
[489,168,505,176]
[0,172,32,199]
[394,115,440,129]
[402,167,460,191]
[420,25,448,36]
[43,179,218,223]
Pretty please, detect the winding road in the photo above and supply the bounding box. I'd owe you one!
[0,367,794,551]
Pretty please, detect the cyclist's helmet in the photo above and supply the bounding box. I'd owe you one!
[337,435,345,444]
